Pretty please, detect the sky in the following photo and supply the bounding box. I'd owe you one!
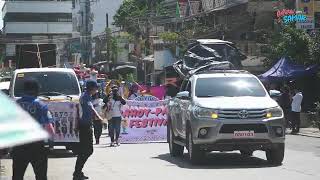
[0,1,3,29]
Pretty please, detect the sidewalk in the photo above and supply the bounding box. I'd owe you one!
[287,128,320,138]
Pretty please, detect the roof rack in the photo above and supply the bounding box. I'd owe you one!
[194,70,250,75]
[184,62,250,78]
[187,61,234,75]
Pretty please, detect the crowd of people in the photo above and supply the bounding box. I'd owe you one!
[10,76,157,180]
[75,79,159,179]
[10,72,305,180]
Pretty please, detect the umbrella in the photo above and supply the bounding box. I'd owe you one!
[114,65,137,70]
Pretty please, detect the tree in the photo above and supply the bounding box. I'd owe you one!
[265,25,312,67]
[113,0,148,35]
[309,32,320,65]
[113,0,166,34]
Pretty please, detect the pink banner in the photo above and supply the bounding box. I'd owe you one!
[119,99,168,143]
[138,85,166,100]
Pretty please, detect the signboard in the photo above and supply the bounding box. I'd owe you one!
[296,0,314,17]
[120,98,168,143]
[46,102,80,142]
[296,16,315,29]
[276,9,308,24]
[0,93,48,149]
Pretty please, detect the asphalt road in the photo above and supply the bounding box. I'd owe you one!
[1,134,320,180]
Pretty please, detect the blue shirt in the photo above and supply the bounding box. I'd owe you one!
[17,96,53,125]
[80,91,94,124]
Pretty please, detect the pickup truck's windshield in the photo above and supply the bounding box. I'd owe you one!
[14,72,80,97]
[195,77,267,97]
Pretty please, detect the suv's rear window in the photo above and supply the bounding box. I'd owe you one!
[195,77,266,97]
[14,71,80,97]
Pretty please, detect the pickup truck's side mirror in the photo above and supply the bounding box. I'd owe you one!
[269,90,281,101]
[239,53,247,61]
[176,91,190,100]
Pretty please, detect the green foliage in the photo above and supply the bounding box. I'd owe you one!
[159,32,179,43]
[126,73,137,82]
[113,0,166,35]
[309,33,320,65]
[110,36,119,63]
[264,25,312,66]
[113,0,147,34]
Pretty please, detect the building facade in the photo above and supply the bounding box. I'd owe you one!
[2,0,73,68]
[72,0,124,64]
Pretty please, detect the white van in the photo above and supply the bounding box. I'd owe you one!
[10,68,82,153]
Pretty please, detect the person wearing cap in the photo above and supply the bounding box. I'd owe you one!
[103,85,126,146]
[73,80,103,180]
[13,79,55,180]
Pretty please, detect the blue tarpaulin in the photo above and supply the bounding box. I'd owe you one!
[258,57,318,82]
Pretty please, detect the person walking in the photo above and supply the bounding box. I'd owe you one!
[92,93,104,144]
[104,86,126,146]
[279,86,291,128]
[12,79,55,180]
[291,87,303,134]
[73,80,103,180]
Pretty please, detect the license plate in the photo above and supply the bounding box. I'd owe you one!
[234,131,255,138]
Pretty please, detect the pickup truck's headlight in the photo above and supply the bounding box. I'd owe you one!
[266,107,283,118]
[193,106,218,119]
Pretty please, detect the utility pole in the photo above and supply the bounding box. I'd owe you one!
[145,0,156,83]
[80,0,92,65]
[105,15,111,72]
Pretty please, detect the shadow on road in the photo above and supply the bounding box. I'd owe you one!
[154,152,276,169]
[0,149,76,159]
[48,149,76,159]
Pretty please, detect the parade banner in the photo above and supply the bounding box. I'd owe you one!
[0,93,48,149]
[120,96,168,143]
[46,102,80,142]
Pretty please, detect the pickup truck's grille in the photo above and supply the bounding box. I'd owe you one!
[219,109,266,119]
[219,124,268,133]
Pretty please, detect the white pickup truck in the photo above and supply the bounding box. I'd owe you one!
[10,68,82,153]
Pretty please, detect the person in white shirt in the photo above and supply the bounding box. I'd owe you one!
[103,86,126,146]
[92,93,104,144]
[128,84,140,100]
[291,88,303,134]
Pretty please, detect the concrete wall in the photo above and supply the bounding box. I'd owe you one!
[2,1,72,17]
[5,22,72,34]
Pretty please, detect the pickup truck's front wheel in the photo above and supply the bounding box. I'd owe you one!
[187,128,205,164]
[168,122,184,157]
[266,143,285,165]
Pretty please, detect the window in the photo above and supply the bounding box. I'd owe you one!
[4,13,72,23]
[195,77,267,97]
[14,72,80,97]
